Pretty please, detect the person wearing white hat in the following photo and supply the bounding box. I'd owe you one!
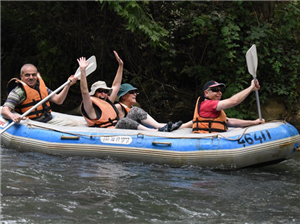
[78,53,182,131]
[78,51,123,128]
[114,83,182,132]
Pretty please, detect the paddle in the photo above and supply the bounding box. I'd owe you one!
[246,44,262,120]
[0,55,97,135]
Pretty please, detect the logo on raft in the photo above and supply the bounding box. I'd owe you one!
[0,118,8,128]
[100,136,132,145]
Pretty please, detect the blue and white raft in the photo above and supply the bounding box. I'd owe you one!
[1,108,299,170]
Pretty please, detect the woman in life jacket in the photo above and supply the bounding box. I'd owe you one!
[79,51,124,129]
[78,52,182,132]
[114,83,183,132]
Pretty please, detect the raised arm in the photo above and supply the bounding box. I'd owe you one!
[78,57,97,119]
[50,75,78,105]
[216,79,260,111]
[108,51,124,102]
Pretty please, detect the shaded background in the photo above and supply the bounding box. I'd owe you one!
[1,1,299,124]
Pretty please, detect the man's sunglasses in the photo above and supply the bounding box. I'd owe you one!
[97,89,110,94]
[209,87,225,93]
[128,90,139,95]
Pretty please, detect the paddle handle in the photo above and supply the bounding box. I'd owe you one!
[254,78,262,120]
[0,120,15,134]
[255,90,262,120]
[1,55,97,135]
[0,79,71,135]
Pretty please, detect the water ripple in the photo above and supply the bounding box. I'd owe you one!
[1,147,300,223]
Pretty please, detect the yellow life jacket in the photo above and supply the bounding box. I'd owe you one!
[10,74,51,119]
[192,97,228,133]
[81,96,119,128]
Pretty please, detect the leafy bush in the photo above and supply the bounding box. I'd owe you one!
[2,1,299,119]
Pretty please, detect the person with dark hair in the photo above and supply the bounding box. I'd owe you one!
[180,80,265,133]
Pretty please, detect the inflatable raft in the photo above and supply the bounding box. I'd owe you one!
[1,109,299,170]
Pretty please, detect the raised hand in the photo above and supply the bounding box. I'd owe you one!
[77,57,90,70]
[113,51,124,66]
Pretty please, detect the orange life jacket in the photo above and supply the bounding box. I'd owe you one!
[119,102,130,116]
[10,74,51,119]
[81,96,119,128]
[192,97,228,133]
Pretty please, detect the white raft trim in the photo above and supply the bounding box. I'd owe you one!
[1,109,299,169]
[2,130,298,168]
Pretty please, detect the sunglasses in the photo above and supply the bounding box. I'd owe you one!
[24,73,38,78]
[209,87,225,93]
[128,90,139,95]
[97,89,110,94]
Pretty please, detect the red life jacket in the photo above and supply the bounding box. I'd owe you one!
[81,96,119,128]
[9,74,51,119]
[192,97,228,133]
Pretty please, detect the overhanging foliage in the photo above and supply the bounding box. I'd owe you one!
[1,1,299,121]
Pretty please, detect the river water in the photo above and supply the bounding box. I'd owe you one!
[1,146,299,224]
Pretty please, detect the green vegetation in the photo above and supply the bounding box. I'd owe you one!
[1,1,299,121]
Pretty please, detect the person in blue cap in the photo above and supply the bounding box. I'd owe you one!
[115,83,182,132]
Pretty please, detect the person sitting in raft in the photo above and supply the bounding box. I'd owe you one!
[78,54,182,132]
[1,63,78,125]
[179,80,265,133]
[79,51,123,129]
[114,83,183,132]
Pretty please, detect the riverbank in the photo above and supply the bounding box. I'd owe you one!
[262,98,300,131]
